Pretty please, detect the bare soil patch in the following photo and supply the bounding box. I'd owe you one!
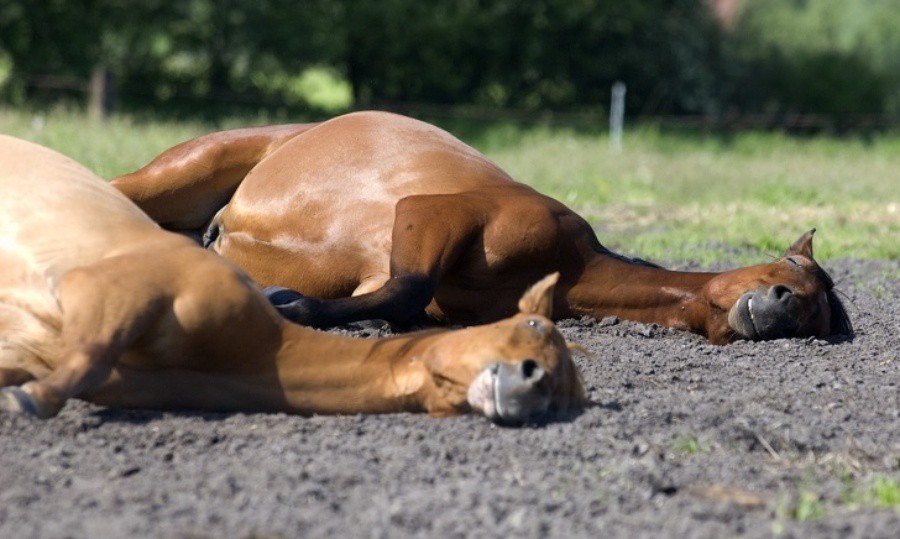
[1,259,897,538]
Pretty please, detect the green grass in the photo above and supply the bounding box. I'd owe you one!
[0,106,210,179]
[771,474,900,533]
[485,123,900,262]
[2,106,897,262]
[673,434,712,456]
[845,475,900,509]
[772,489,826,534]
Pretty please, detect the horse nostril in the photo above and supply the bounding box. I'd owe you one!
[770,284,793,301]
[491,361,551,424]
[519,359,544,382]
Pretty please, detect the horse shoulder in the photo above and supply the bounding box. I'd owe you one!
[478,191,571,263]
[159,252,284,371]
[434,191,593,319]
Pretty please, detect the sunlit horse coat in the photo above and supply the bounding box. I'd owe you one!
[114,111,851,344]
[0,135,585,423]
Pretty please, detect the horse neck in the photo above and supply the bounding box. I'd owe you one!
[566,251,720,334]
[274,324,430,415]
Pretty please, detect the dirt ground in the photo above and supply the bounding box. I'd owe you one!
[1,258,897,538]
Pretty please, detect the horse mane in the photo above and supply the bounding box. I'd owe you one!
[813,264,853,337]
[825,288,853,337]
[595,246,664,269]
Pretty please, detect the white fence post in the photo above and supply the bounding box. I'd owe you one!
[89,65,114,121]
[609,81,626,152]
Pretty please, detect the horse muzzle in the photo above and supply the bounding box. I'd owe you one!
[467,360,550,425]
[728,284,802,340]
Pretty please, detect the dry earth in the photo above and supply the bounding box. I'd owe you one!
[1,258,898,538]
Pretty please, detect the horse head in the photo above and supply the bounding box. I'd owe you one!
[415,273,587,424]
[702,229,852,344]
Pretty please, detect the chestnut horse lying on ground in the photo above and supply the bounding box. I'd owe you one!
[113,111,852,345]
[0,135,585,424]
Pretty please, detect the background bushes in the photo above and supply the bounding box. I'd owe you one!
[1,0,898,124]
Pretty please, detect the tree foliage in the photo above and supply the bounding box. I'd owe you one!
[1,0,897,120]
[726,0,900,117]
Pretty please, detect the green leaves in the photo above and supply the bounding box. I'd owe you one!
[2,1,899,120]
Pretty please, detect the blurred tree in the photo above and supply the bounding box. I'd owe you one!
[727,0,900,119]
[0,0,344,112]
[0,0,105,96]
[1,0,898,122]
[339,0,724,114]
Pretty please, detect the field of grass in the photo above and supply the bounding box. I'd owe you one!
[2,106,897,262]
[480,123,899,263]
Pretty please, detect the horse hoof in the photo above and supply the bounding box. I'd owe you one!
[263,286,306,306]
[263,287,332,327]
[0,386,40,417]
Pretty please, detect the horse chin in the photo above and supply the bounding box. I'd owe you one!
[467,367,500,421]
[727,293,760,340]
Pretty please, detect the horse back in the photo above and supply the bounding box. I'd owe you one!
[220,113,517,247]
[0,135,150,375]
[0,135,162,282]
[112,124,319,231]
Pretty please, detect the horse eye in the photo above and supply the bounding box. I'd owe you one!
[525,317,546,336]
[787,256,803,268]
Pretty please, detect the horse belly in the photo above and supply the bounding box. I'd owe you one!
[217,197,395,298]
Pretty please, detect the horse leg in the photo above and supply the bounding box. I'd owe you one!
[268,193,487,327]
[0,366,39,413]
[112,123,319,232]
[0,265,161,418]
[265,274,435,328]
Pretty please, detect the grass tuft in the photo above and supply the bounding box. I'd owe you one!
[844,474,900,510]
[674,434,711,456]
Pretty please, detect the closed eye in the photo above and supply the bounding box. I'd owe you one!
[787,256,804,268]
[525,316,547,337]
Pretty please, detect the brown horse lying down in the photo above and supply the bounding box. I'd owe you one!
[113,111,852,345]
[0,135,585,424]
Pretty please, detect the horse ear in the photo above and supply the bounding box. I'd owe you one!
[785,228,816,259]
[518,272,559,318]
